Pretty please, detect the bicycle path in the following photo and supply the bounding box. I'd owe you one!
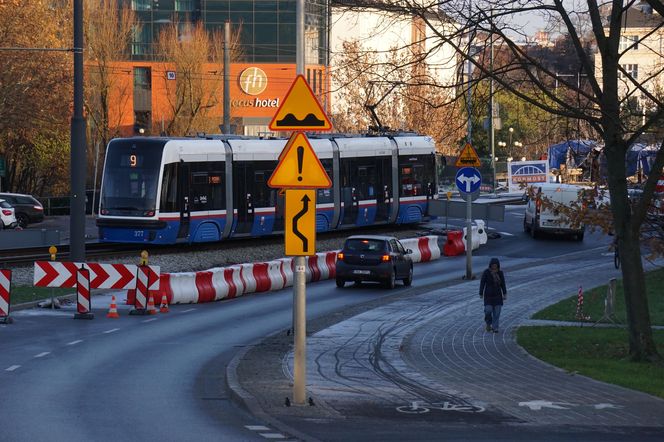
[228,255,664,440]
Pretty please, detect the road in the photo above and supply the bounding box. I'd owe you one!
[0,206,629,441]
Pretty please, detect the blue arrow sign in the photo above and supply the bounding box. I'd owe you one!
[455,167,482,194]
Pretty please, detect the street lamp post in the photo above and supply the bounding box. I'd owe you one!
[508,127,514,155]
[514,141,523,158]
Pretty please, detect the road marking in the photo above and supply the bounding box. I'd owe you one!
[5,365,21,371]
[66,340,83,346]
[259,434,286,440]
[518,400,575,410]
[34,352,50,358]
[498,231,515,237]
[142,318,158,323]
[594,403,623,410]
[181,308,196,313]
[245,426,270,431]
[103,328,120,334]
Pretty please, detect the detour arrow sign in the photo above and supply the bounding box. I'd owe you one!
[284,189,316,256]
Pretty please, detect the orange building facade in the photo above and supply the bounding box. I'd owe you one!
[107,61,329,137]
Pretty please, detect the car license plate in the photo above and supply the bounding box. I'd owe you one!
[353,270,370,275]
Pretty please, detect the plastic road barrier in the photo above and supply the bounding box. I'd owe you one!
[74,268,94,319]
[443,231,465,256]
[0,269,12,324]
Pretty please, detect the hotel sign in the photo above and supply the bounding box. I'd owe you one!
[235,66,280,108]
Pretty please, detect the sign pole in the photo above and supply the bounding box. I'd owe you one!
[465,195,473,279]
[293,256,306,404]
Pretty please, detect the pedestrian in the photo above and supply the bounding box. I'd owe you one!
[479,257,507,333]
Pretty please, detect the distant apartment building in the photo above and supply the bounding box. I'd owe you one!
[594,5,664,106]
[329,3,459,130]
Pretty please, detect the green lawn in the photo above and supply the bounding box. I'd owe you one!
[532,267,664,325]
[517,327,664,399]
[9,286,75,305]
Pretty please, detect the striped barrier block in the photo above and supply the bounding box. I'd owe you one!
[267,260,286,291]
[0,269,12,323]
[252,263,271,293]
[74,268,94,319]
[240,263,257,294]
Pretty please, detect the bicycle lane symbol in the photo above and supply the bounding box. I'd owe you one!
[396,401,485,414]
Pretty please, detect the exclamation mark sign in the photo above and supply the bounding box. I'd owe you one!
[297,146,304,181]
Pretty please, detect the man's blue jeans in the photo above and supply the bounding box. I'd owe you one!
[484,304,502,330]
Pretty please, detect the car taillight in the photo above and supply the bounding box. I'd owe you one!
[101,209,108,215]
[33,205,43,211]
[381,254,391,262]
[337,252,344,261]
[1,210,11,216]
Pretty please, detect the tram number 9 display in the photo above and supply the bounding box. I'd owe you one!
[122,154,142,168]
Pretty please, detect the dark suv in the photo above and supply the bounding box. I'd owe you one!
[335,235,413,289]
[0,193,44,228]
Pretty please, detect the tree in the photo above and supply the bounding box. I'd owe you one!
[84,0,137,151]
[0,0,72,195]
[341,0,664,362]
[156,22,243,136]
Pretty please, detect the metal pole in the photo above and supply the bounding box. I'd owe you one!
[489,12,496,195]
[223,20,231,134]
[70,0,87,261]
[465,194,472,279]
[293,256,306,405]
[292,0,307,407]
[91,141,100,216]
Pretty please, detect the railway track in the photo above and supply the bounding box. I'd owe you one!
[0,223,437,268]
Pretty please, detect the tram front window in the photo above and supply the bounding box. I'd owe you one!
[100,140,164,217]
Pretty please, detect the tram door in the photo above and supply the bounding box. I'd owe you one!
[233,163,254,235]
[375,156,392,223]
[177,160,190,239]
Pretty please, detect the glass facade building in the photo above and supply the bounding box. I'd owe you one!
[127,0,329,65]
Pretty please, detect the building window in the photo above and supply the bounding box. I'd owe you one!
[134,67,153,133]
[175,0,194,12]
[131,25,151,56]
[131,0,151,11]
[619,35,639,52]
[619,64,639,80]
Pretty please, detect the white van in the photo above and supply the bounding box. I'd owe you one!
[523,183,589,240]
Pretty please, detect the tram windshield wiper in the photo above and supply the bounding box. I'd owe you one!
[111,206,141,211]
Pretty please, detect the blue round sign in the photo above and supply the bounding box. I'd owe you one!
[455,167,482,194]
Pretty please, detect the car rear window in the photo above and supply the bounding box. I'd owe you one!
[0,201,10,209]
[344,239,387,252]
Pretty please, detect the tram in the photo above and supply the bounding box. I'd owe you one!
[96,133,442,244]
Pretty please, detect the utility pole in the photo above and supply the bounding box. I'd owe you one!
[489,10,496,195]
[223,20,231,134]
[70,0,87,261]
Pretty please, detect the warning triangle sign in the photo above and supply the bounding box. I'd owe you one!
[268,132,332,189]
[269,75,332,131]
[455,143,481,167]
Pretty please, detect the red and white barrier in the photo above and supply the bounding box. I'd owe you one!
[134,265,150,310]
[0,269,12,323]
[147,236,442,305]
[74,268,94,319]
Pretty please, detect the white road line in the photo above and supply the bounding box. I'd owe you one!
[103,328,120,334]
[499,231,515,237]
[34,352,50,358]
[142,318,158,323]
[181,308,196,313]
[245,426,270,431]
[259,434,286,440]
[66,340,83,346]
[5,365,21,372]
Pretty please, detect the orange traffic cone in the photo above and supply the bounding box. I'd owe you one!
[107,295,120,319]
[147,294,157,315]
[159,294,169,313]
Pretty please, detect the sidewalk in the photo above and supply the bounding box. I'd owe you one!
[226,257,664,438]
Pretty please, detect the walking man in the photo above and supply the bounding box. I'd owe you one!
[479,257,507,333]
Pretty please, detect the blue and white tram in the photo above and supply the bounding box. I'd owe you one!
[96,133,442,244]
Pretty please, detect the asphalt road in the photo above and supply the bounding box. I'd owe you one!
[0,206,624,441]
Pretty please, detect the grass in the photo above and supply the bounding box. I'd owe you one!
[532,267,664,325]
[517,327,664,399]
[9,286,75,305]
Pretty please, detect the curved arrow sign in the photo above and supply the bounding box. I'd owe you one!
[285,189,316,256]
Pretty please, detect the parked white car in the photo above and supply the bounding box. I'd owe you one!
[0,199,18,229]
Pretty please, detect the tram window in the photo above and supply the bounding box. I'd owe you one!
[357,165,376,200]
[191,171,210,210]
[251,167,272,207]
[160,163,178,212]
[208,172,224,210]
[317,160,333,204]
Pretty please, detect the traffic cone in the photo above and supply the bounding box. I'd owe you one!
[147,294,157,315]
[107,295,119,319]
[159,294,169,313]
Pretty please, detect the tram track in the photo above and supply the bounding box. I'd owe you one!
[0,223,436,268]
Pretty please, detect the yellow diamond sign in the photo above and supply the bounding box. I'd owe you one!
[269,75,332,131]
[455,143,481,167]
